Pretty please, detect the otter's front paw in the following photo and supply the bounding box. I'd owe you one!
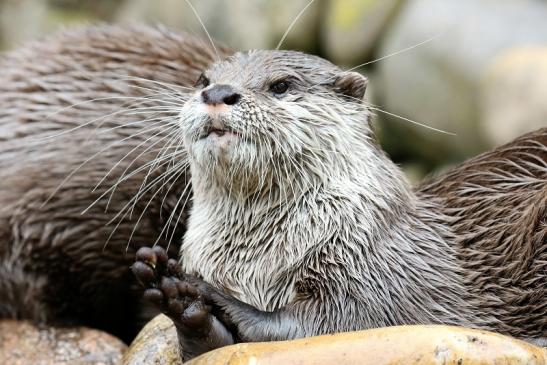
[131,246,216,337]
[131,246,234,359]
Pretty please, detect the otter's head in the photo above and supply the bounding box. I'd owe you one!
[179,50,371,199]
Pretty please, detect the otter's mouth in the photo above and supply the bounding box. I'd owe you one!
[199,126,239,140]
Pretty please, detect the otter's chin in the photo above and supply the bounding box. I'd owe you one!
[195,130,240,155]
[202,129,240,147]
[189,130,247,168]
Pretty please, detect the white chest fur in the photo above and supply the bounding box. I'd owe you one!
[180,201,302,311]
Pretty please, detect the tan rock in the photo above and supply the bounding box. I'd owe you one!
[0,0,49,50]
[0,320,126,365]
[116,0,321,51]
[375,0,547,159]
[121,314,181,365]
[186,325,547,365]
[480,46,547,146]
[323,0,403,65]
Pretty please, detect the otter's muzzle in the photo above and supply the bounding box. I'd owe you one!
[201,84,241,106]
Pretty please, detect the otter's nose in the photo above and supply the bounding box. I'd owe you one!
[201,84,241,106]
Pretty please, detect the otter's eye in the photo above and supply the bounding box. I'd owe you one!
[269,80,290,95]
[195,74,210,89]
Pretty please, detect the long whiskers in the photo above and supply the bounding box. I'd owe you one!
[125,128,186,217]
[276,0,317,50]
[306,34,443,93]
[183,0,220,61]
[42,121,174,208]
[82,127,182,215]
[345,33,443,72]
[311,89,456,136]
[368,106,456,136]
[92,122,179,196]
[35,95,168,142]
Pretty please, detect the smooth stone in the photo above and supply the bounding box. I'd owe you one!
[323,0,403,65]
[0,320,126,365]
[374,0,547,158]
[480,46,547,146]
[121,314,181,365]
[187,325,547,365]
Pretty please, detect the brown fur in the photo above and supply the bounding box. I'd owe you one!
[0,25,230,341]
[420,128,546,340]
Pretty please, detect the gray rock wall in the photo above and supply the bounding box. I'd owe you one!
[375,0,547,164]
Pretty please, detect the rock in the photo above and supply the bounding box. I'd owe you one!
[0,0,125,50]
[0,0,49,50]
[374,0,547,159]
[323,0,403,66]
[480,46,547,146]
[0,320,126,365]
[117,0,322,51]
[121,314,181,365]
[265,0,323,52]
[186,325,547,365]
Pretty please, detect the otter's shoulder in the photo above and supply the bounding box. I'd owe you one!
[418,127,546,197]
[418,128,546,339]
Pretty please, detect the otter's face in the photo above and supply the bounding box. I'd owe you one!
[179,50,369,195]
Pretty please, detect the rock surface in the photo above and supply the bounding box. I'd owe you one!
[121,314,181,365]
[186,325,547,365]
[121,318,547,365]
[116,0,322,52]
[375,0,547,158]
[480,46,547,146]
[323,0,403,65]
[0,320,126,365]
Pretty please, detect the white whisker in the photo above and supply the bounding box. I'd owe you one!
[276,0,316,50]
[183,0,220,61]
[345,33,443,72]
[368,106,456,136]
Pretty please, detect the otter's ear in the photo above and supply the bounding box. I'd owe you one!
[333,71,368,101]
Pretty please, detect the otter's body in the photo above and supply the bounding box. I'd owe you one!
[0,26,228,340]
[420,130,546,340]
[133,49,545,360]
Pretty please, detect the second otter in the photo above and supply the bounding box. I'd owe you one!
[133,50,546,360]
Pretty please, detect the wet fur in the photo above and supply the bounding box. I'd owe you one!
[0,25,229,341]
[420,130,547,343]
[176,50,546,349]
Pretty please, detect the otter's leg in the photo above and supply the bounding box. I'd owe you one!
[131,246,234,360]
[133,257,313,343]
[182,276,307,342]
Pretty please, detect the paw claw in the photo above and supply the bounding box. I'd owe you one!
[152,245,169,265]
[167,258,181,276]
[132,245,225,340]
[181,299,210,329]
[131,261,155,285]
[135,247,157,267]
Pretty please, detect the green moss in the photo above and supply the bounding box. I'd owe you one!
[331,0,376,30]
[47,9,99,24]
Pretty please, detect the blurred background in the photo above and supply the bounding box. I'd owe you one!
[1,0,546,180]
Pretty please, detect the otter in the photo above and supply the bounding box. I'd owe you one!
[132,49,546,360]
[0,24,543,360]
[0,25,231,341]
